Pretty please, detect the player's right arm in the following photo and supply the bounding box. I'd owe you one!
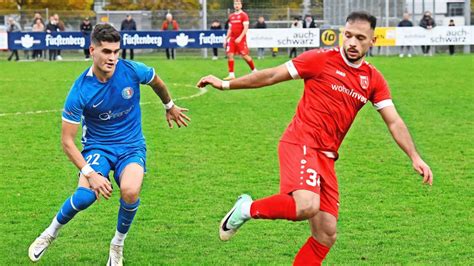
[61,121,112,199]
[196,63,292,90]
[223,26,231,48]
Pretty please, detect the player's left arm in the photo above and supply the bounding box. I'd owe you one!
[236,21,249,43]
[148,75,190,128]
[378,105,433,185]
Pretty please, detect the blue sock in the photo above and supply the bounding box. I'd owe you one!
[117,198,140,234]
[56,187,96,224]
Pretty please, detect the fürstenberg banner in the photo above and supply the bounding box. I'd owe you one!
[4,27,473,50]
[247,28,320,48]
[7,30,227,50]
[395,26,473,46]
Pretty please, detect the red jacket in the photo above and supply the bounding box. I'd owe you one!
[161,20,179,30]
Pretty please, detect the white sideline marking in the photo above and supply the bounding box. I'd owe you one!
[0,83,206,117]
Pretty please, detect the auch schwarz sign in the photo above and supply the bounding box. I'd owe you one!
[396,26,473,46]
[247,28,320,48]
[7,30,227,50]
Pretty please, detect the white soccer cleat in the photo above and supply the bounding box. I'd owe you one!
[28,233,55,262]
[219,194,252,241]
[107,244,124,266]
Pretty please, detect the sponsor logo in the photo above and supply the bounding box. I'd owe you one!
[122,87,134,99]
[321,29,337,46]
[13,34,41,48]
[359,75,369,90]
[199,33,226,45]
[170,33,196,47]
[336,70,346,77]
[331,84,367,103]
[99,105,134,121]
[45,34,86,47]
[122,33,162,47]
[276,30,317,46]
[92,99,104,108]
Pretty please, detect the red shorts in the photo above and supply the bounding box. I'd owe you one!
[226,37,249,55]
[278,141,340,218]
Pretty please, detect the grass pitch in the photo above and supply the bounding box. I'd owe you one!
[0,53,473,265]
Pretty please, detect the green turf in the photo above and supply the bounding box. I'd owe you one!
[0,54,473,265]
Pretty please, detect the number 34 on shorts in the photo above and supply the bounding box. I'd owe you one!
[300,159,321,187]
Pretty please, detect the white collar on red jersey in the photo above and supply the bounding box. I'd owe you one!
[339,47,364,69]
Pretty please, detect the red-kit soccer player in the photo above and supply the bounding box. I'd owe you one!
[197,11,433,265]
[223,0,257,80]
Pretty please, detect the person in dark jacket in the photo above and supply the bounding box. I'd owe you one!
[45,16,59,61]
[448,19,455,55]
[7,17,21,61]
[419,11,435,56]
[398,13,413,57]
[80,17,93,60]
[121,14,137,60]
[210,19,222,60]
[255,16,267,59]
[303,15,316,51]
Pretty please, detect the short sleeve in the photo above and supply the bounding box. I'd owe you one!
[62,84,84,124]
[242,13,249,23]
[287,49,329,79]
[370,70,393,110]
[128,60,155,85]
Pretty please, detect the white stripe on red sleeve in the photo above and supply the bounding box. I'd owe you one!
[373,99,394,110]
[285,61,300,79]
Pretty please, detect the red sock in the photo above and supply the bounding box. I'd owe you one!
[228,59,234,73]
[250,194,297,221]
[293,237,330,266]
[245,58,255,70]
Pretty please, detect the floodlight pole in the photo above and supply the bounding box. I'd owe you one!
[201,0,208,58]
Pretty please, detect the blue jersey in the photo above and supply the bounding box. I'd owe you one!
[62,59,155,149]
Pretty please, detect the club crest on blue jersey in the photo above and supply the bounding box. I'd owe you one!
[122,87,134,99]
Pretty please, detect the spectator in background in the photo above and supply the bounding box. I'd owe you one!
[32,18,45,59]
[54,14,65,60]
[448,19,455,55]
[32,12,46,59]
[46,15,59,61]
[419,11,435,56]
[80,17,93,60]
[121,14,137,60]
[162,13,179,60]
[398,13,413,58]
[290,16,302,58]
[255,16,267,59]
[7,17,21,61]
[210,19,222,60]
[302,15,316,51]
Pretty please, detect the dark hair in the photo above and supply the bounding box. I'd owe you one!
[91,23,121,46]
[346,11,377,30]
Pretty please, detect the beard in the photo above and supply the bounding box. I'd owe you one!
[344,49,364,63]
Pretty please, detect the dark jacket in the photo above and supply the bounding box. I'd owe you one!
[121,19,137,31]
[80,22,92,34]
[45,22,58,33]
[302,19,316,28]
[255,21,267,29]
[210,24,222,30]
[419,16,435,29]
[398,20,413,27]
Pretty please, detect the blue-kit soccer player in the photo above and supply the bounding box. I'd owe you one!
[28,24,190,265]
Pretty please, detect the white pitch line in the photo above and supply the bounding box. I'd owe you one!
[0,83,207,117]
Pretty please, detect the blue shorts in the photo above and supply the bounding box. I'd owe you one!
[81,145,146,187]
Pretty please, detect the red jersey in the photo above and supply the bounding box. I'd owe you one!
[281,47,393,156]
[228,11,249,38]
